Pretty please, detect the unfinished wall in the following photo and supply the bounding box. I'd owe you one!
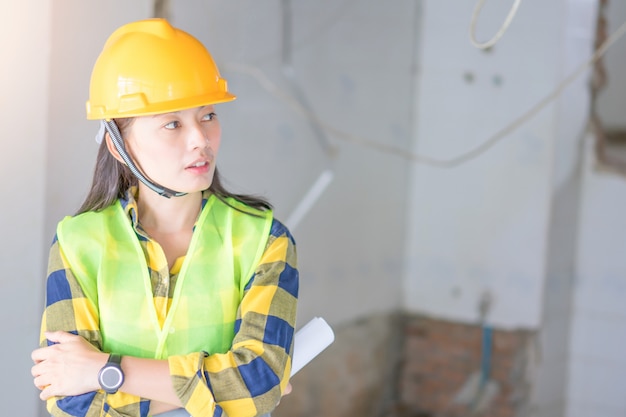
[405,2,597,417]
[275,314,404,417]
[405,0,568,329]
[565,1,626,416]
[44,0,151,252]
[274,313,534,417]
[0,1,50,415]
[594,0,626,131]
[397,316,534,417]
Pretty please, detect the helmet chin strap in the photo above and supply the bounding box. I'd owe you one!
[103,120,187,198]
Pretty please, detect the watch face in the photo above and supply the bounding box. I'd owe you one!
[100,366,123,392]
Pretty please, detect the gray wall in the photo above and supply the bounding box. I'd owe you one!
[1,1,50,415]
[595,0,626,130]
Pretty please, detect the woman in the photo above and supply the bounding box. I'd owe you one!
[31,18,298,417]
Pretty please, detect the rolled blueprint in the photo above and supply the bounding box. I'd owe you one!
[291,317,335,376]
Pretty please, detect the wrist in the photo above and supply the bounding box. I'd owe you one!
[93,352,110,392]
[87,351,110,393]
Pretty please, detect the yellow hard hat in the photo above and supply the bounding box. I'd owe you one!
[86,18,236,120]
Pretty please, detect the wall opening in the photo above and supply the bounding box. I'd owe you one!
[593,0,626,175]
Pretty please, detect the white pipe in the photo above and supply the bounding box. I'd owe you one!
[285,169,334,231]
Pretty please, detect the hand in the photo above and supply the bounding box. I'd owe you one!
[31,331,107,400]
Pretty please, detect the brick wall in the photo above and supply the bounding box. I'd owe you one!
[275,313,534,417]
[395,315,534,417]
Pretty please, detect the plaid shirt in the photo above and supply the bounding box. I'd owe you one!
[41,189,298,417]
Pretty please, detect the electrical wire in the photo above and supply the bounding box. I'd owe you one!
[225,16,626,169]
[469,0,522,50]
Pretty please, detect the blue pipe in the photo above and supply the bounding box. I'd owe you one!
[479,323,492,389]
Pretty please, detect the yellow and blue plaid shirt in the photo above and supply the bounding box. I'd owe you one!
[40,188,298,417]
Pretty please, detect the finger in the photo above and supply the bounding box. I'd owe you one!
[32,362,51,385]
[33,374,48,390]
[32,343,62,363]
[40,385,53,401]
[30,348,43,363]
[31,347,50,364]
[45,330,77,344]
[31,363,40,378]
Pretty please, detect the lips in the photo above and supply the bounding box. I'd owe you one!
[186,159,209,169]
[188,161,208,168]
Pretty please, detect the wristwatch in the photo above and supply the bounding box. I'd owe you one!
[98,353,124,394]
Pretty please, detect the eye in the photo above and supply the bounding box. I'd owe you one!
[202,112,217,122]
[164,120,181,130]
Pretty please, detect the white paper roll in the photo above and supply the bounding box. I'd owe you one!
[290,317,335,376]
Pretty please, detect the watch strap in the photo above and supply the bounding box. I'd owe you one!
[108,353,122,365]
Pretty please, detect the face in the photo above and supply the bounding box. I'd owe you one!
[122,105,221,194]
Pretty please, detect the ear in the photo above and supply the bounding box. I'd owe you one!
[104,132,126,165]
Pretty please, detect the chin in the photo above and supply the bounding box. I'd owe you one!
[173,173,214,194]
[181,180,213,194]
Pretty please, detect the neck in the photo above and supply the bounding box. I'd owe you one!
[136,185,204,233]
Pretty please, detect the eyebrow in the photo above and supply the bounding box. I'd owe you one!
[152,111,180,118]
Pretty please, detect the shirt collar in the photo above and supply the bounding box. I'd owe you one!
[120,186,140,229]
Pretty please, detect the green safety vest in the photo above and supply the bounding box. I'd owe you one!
[57,195,272,359]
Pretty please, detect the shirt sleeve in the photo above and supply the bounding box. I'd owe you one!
[41,235,151,417]
[168,219,299,417]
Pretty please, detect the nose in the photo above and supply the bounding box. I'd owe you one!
[188,121,210,149]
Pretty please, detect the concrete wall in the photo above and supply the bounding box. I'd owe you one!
[567,139,626,417]
[566,1,626,414]
[531,2,599,417]
[405,0,564,329]
[44,2,152,252]
[403,2,603,417]
[595,0,626,130]
[0,1,51,415]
